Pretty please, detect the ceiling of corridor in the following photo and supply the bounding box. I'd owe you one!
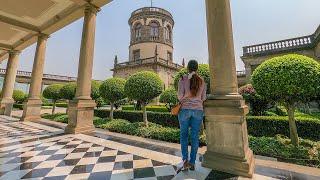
[0,0,112,61]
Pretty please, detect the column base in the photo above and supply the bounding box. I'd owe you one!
[20,98,42,121]
[65,99,96,134]
[0,98,14,116]
[202,97,255,178]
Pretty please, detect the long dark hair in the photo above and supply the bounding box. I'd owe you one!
[187,60,202,97]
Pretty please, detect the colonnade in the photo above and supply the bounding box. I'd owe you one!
[0,0,254,177]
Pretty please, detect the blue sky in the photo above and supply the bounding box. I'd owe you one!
[2,0,320,80]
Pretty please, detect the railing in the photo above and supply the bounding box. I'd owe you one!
[131,7,173,19]
[243,25,320,57]
[114,56,183,69]
[0,68,77,82]
[243,35,314,57]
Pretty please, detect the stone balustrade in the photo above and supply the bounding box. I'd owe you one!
[114,56,183,70]
[0,68,76,82]
[243,35,314,57]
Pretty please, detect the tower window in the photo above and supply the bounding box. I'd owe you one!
[134,23,142,40]
[165,25,172,42]
[150,21,159,38]
[133,49,140,61]
[167,51,172,61]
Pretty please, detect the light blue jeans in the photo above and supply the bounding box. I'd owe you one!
[178,109,204,164]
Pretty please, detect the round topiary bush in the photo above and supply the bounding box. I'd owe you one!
[251,54,320,145]
[100,78,126,120]
[60,82,76,100]
[125,71,163,126]
[159,88,178,111]
[12,89,26,103]
[43,84,64,114]
[173,64,210,94]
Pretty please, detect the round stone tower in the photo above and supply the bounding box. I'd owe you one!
[128,7,174,62]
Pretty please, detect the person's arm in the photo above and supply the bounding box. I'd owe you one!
[201,82,207,101]
[178,79,185,102]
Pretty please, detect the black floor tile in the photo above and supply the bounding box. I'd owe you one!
[84,151,102,157]
[21,168,52,179]
[57,159,81,167]
[97,156,116,163]
[113,161,133,170]
[134,167,156,178]
[70,164,94,174]
[88,171,112,180]
[47,154,68,160]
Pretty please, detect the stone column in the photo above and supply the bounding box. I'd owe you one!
[65,4,99,134]
[0,50,20,116]
[21,34,49,121]
[202,0,255,177]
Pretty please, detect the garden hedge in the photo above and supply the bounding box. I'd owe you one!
[122,105,168,112]
[94,109,320,141]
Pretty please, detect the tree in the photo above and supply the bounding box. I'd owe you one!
[43,84,64,114]
[125,71,163,127]
[252,54,320,146]
[159,88,178,111]
[12,90,26,104]
[99,78,126,120]
[239,84,269,116]
[174,64,211,94]
[59,81,102,106]
[60,82,76,100]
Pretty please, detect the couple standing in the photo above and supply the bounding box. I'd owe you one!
[177,60,207,171]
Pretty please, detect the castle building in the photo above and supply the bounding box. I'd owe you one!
[241,24,320,82]
[111,7,183,89]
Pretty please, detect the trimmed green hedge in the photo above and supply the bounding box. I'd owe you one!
[122,105,168,112]
[94,109,178,128]
[247,116,320,141]
[94,109,320,141]
[13,103,23,110]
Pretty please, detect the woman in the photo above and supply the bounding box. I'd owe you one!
[178,60,206,171]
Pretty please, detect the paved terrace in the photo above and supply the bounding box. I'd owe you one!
[1,115,319,180]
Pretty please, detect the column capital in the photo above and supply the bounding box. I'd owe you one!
[36,33,50,40]
[8,50,21,55]
[85,3,100,15]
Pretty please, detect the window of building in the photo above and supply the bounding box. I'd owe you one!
[134,23,142,40]
[133,49,140,61]
[165,25,172,42]
[150,21,159,37]
[167,51,172,61]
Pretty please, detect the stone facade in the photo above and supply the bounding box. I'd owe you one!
[112,7,183,89]
[242,25,320,82]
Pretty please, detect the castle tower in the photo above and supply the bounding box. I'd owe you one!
[112,7,183,89]
[128,7,174,62]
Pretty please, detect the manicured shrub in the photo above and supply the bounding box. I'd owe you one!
[124,71,163,127]
[174,64,210,94]
[99,78,126,120]
[94,109,320,141]
[239,84,269,116]
[12,90,26,103]
[252,54,320,145]
[43,84,64,114]
[60,82,76,100]
[13,103,23,110]
[122,105,168,112]
[246,116,320,141]
[159,88,178,111]
[94,109,179,128]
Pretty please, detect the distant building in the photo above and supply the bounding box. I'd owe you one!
[111,7,183,89]
[241,25,320,82]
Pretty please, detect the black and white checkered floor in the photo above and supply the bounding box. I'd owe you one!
[0,117,183,180]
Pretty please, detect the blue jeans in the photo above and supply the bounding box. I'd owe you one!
[178,109,204,164]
